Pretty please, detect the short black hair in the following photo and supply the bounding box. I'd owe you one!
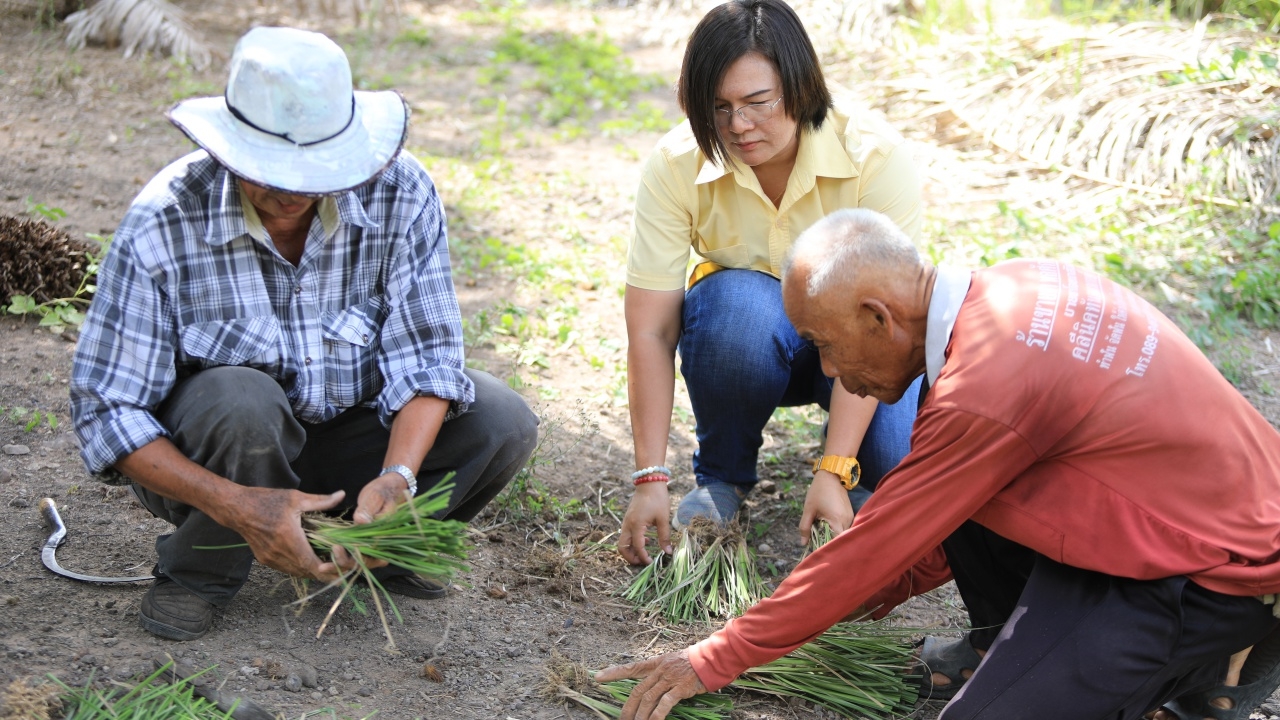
[677,0,832,167]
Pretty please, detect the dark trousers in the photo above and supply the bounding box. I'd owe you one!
[132,366,538,606]
[940,521,1279,720]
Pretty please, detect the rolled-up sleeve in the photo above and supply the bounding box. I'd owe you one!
[375,181,473,426]
[70,218,176,474]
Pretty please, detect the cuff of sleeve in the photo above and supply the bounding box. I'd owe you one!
[687,632,741,692]
[625,270,687,292]
[78,412,169,475]
[379,366,475,427]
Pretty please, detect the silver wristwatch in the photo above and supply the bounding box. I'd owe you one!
[380,464,417,497]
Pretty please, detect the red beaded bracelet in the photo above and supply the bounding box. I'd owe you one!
[633,473,670,486]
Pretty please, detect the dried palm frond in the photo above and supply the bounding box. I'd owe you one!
[628,0,905,53]
[790,0,903,52]
[881,18,1280,212]
[64,0,212,69]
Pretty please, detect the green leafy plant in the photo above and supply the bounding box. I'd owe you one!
[1,406,59,432]
[391,19,433,48]
[1198,221,1280,328]
[1162,46,1280,85]
[477,22,667,138]
[165,58,220,101]
[6,232,111,333]
[25,196,67,221]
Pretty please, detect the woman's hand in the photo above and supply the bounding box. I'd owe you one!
[797,470,854,545]
[618,481,673,566]
[622,286,683,566]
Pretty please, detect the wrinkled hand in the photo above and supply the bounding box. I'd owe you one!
[595,649,707,720]
[618,482,672,566]
[797,470,855,545]
[218,486,346,581]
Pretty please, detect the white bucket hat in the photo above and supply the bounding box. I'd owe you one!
[168,26,408,196]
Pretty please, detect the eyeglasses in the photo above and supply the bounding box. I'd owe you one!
[715,96,784,128]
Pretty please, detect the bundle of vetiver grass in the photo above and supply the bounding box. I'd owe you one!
[620,518,768,624]
[806,518,837,554]
[730,519,919,717]
[616,518,919,718]
[544,657,735,720]
[299,480,469,648]
[733,621,921,718]
[568,622,919,720]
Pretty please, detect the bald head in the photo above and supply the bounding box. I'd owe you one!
[783,209,923,299]
[781,209,932,404]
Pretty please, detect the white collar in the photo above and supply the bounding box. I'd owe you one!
[924,266,971,386]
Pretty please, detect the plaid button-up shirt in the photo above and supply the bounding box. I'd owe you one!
[71,150,473,474]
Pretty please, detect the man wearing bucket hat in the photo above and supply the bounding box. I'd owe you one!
[69,26,538,641]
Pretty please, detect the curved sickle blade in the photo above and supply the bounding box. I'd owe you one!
[40,498,154,583]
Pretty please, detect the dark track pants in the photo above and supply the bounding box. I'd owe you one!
[940,521,1279,720]
[131,366,538,606]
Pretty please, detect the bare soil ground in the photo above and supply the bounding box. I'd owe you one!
[1,2,1279,719]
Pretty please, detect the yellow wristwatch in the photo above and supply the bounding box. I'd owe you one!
[813,455,861,490]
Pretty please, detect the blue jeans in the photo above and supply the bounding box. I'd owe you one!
[679,269,920,493]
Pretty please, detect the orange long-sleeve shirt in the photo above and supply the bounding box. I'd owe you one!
[690,259,1280,690]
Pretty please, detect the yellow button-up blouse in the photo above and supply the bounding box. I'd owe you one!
[626,101,922,292]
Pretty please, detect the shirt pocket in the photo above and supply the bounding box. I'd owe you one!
[178,316,283,371]
[321,297,386,408]
[696,243,750,269]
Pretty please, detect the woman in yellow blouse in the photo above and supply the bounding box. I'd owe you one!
[617,0,924,566]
